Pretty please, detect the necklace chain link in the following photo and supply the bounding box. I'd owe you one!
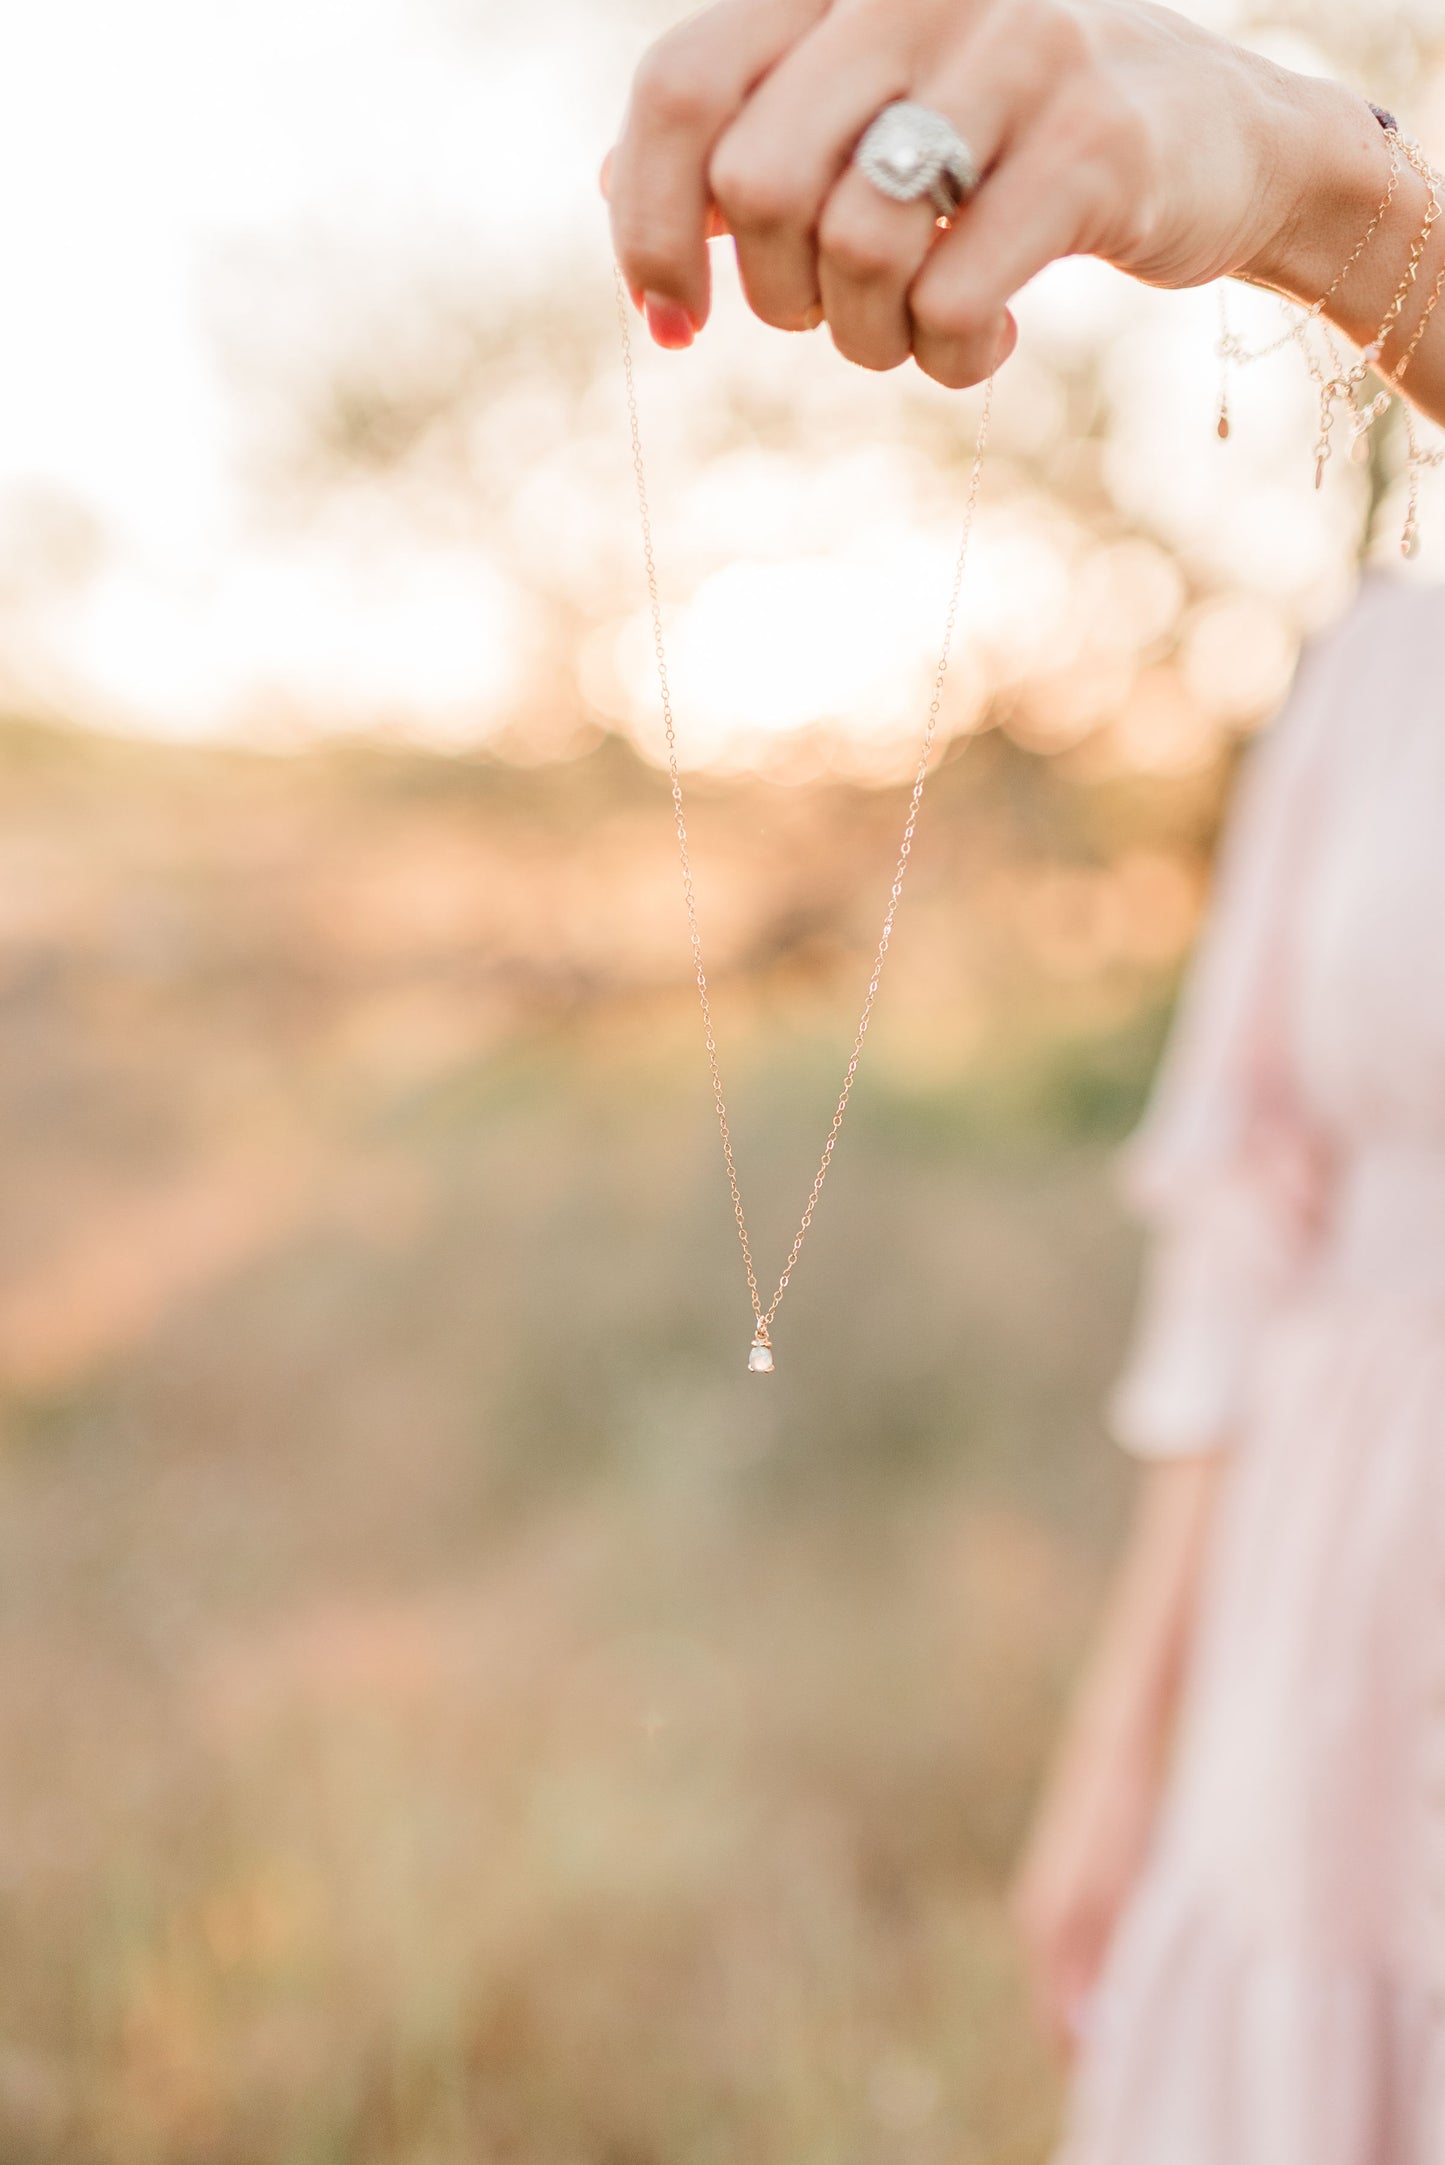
[615,270,993,1347]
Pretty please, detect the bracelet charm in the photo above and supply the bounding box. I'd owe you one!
[1218,107,1445,557]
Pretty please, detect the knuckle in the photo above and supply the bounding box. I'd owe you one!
[709,146,798,231]
[612,225,686,295]
[819,209,900,285]
[633,35,720,133]
[1048,70,1149,183]
[1036,0,1091,71]
[913,282,990,347]
[913,278,1001,389]
[993,0,1050,61]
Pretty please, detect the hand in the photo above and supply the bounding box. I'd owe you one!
[606,0,1387,389]
[1009,1719,1163,2055]
[1005,1453,1223,2056]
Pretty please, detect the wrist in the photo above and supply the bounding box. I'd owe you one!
[1237,73,1396,312]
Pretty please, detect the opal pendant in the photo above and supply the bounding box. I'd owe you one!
[748,1335,775,1375]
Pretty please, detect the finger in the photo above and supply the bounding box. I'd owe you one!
[816,22,1052,373]
[909,131,1097,388]
[606,144,732,240]
[708,11,911,335]
[609,0,829,343]
[818,177,951,373]
[600,151,648,319]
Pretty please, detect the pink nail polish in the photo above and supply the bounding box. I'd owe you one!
[644,292,695,350]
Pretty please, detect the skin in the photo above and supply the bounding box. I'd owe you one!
[1009,1455,1222,2051]
[606,0,1445,425]
[607,0,1444,2039]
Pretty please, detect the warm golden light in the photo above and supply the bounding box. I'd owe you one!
[0,0,1439,765]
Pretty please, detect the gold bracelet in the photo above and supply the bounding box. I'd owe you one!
[1310,138,1439,488]
[1218,109,1445,555]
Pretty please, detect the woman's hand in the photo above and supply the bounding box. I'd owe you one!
[606,0,1393,391]
[1010,1717,1163,2053]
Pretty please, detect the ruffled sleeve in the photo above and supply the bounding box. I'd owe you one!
[1107,634,1343,1459]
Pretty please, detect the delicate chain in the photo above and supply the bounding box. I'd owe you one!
[1218,121,1403,386]
[1308,136,1441,499]
[1217,116,1445,556]
[1383,138,1445,391]
[615,268,993,1344]
[1389,243,1445,390]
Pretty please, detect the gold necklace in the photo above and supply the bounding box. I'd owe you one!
[616,270,993,1372]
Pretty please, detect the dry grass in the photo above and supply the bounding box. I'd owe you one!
[0,718,1181,2162]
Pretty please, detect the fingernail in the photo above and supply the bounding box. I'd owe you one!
[644,292,696,350]
[801,302,825,331]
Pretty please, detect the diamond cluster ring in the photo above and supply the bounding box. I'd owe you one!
[855,100,980,218]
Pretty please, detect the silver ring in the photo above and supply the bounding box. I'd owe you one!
[855,100,980,218]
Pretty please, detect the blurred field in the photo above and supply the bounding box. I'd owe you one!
[0,0,1435,2152]
[0,709,1223,2163]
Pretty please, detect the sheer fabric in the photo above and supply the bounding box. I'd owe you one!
[1057,578,1445,2163]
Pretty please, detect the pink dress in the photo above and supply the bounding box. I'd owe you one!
[1056,576,1445,2165]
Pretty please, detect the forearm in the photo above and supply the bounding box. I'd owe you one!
[1011,1453,1224,2041]
[1060,1454,1224,1768]
[1242,74,1445,427]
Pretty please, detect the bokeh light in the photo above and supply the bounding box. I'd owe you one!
[0,5,1444,2159]
[1,0,1442,763]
